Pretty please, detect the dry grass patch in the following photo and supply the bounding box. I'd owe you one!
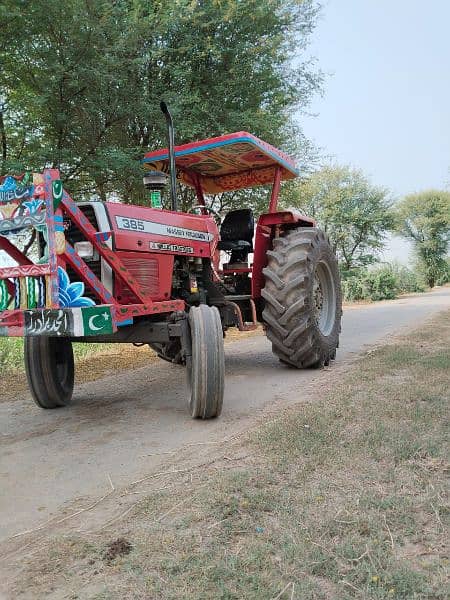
[0,342,157,401]
[6,315,449,599]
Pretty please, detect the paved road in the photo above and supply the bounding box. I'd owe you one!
[1,288,449,543]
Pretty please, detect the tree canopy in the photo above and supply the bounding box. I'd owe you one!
[287,165,394,270]
[0,0,321,203]
[395,190,450,287]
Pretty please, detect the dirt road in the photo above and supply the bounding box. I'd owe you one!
[1,288,449,547]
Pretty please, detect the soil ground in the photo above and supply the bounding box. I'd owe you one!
[0,288,449,598]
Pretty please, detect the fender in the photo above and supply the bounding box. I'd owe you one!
[251,210,315,298]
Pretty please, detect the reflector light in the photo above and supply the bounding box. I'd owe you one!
[74,241,94,259]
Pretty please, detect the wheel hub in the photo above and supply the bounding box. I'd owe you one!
[313,275,324,317]
[313,261,336,336]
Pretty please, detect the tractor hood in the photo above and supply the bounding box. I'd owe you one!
[105,203,219,258]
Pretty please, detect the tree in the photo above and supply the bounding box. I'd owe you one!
[286,165,394,270]
[396,190,450,287]
[0,0,322,204]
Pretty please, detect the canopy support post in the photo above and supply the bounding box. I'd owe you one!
[268,167,282,213]
[193,173,206,206]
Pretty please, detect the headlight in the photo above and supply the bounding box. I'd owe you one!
[74,241,94,259]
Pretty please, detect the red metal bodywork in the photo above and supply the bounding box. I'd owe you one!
[107,203,218,256]
[105,203,219,303]
[142,132,315,300]
[0,132,314,338]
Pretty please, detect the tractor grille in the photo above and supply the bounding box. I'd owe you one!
[119,257,159,297]
[65,204,101,302]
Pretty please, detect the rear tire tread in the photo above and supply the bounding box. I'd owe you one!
[262,227,342,369]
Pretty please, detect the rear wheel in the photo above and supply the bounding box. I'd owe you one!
[187,305,224,419]
[262,227,342,368]
[24,337,74,408]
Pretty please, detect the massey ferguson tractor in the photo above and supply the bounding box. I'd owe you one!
[0,104,342,418]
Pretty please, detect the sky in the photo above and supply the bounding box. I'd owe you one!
[300,0,450,262]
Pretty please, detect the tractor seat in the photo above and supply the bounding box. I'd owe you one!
[217,209,254,252]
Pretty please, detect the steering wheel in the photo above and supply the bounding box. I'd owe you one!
[188,204,221,223]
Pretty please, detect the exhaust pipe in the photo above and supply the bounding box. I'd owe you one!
[160,101,177,212]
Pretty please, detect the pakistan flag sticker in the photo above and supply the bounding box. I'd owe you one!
[82,306,114,336]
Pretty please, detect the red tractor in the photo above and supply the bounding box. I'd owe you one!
[0,104,341,418]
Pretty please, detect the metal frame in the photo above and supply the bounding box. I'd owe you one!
[0,169,184,338]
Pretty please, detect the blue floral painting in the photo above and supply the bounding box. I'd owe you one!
[58,267,95,308]
[23,199,44,214]
[0,176,34,201]
[0,176,17,192]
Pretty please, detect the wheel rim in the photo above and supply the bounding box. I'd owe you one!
[313,261,336,336]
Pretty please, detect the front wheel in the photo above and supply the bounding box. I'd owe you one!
[24,337,74,408]
[187,305,225,419]
[262,227,342,368]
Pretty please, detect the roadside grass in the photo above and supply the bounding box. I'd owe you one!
[0,337,118,375]
[8,314,449,599]
[0,336,23,373]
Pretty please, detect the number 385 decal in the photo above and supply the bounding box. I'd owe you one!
[115,215,214,242]
[119,218,145,231]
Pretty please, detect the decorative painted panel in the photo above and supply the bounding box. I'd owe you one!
[57,267,95,308]
[0,305,116,338]
[142,131,299,193]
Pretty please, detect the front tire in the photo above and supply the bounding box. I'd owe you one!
[24,337,74,408]
[262,227,342,368]
[187,305,224,419]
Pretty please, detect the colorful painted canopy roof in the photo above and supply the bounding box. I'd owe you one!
[142,132,299,194]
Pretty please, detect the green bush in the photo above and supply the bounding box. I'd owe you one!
[341,272,366,302]
[367,267,398,300]
[341,263,425,302]
[390,263,426,293]
[434,258,450,286]
[341,267,396,301]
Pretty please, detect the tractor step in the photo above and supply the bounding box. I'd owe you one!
[223,294,252,301]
